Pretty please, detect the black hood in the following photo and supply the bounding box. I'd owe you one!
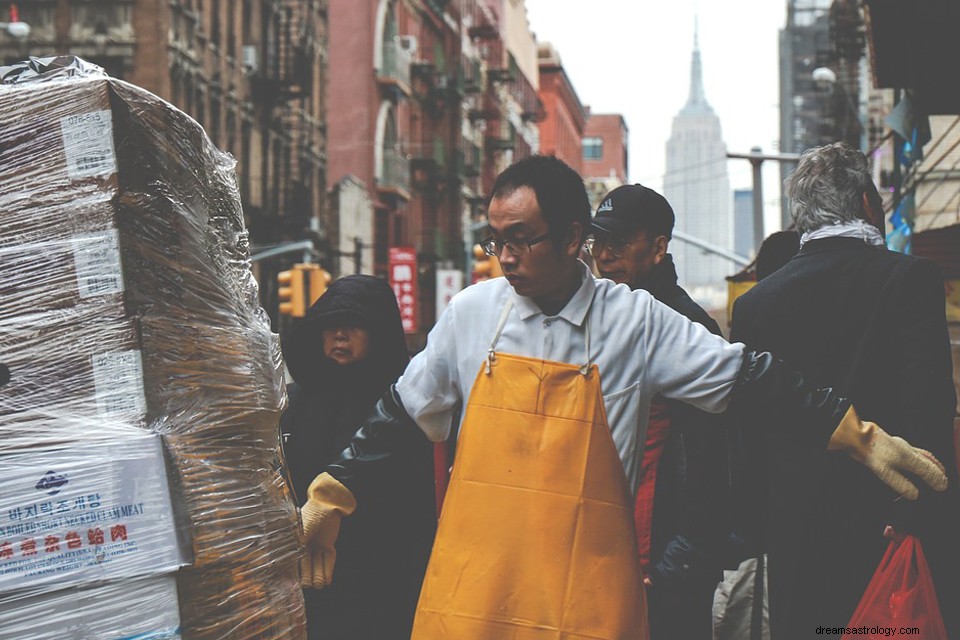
[282,275,409,389]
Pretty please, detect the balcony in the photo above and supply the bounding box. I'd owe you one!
[465,0,499,40]
[378,147,411,199]
[456,58,483,95]
[485,122,515,153]
[468,83,502,122]
[458,142,482,178]
[378,39,412,95]
[410,138,448,189]
[487,67,515,84]
[411,64,458,115]
[513,73,545,122]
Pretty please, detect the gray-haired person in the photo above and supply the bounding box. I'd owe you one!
[731,142,960,637]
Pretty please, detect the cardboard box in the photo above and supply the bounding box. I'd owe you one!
[0,574,181,640]
[0,58,301,640]
[0,76,118,220]
[0,229,126,319]
[0,300,144,430]
[0,433,183,594]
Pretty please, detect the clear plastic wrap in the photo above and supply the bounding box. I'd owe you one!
[0,57,303,639]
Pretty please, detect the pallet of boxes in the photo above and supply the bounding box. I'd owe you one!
[0,57,305,640]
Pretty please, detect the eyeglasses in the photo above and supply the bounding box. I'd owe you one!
[584,236,635,259]
[480,232,551,257]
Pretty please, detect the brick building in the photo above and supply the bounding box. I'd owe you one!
[582,111,629,210]
[326,0,467,342]
[323,0,541,340]
[536,42,585,173]
[1,0,329,324]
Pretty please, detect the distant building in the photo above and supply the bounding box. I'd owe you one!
[733,189,755,259]
[536,42,586,173]
[582,111,629,212]
[779,0,832,229]
[663,29,732,293]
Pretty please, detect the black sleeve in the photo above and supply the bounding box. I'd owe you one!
[326,385,431,505]
[729,350,852,449]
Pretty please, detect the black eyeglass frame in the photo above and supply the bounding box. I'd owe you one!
[480,232,552,257]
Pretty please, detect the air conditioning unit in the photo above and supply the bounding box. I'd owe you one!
[242,45,258,72]
[397,35,418,56]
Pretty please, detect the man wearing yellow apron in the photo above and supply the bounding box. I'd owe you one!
[299,156,948,640]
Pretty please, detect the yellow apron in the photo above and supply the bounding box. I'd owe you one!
[412,302,648,640]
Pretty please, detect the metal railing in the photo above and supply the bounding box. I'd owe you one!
[379,40,411,88]
[380,147,411,193]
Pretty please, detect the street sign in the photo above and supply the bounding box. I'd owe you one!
[436,269,463,320]
[389,247,418,334]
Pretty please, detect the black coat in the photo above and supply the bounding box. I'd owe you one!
[731,237,960,638]
[281,275,436,640]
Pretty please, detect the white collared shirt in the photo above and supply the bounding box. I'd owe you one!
[396,261,745,492]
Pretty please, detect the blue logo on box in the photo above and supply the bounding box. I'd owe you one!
[35,471,68,495]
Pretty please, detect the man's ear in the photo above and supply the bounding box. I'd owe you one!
[566,222,585,257]
[861,189,886,238]
[653,235,669,264]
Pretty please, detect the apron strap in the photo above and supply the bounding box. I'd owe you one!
[486,297,594,376]
[579,318,592,376]
[486,300,514,374]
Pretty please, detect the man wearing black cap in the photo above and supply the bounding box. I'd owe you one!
[590,184,727,640]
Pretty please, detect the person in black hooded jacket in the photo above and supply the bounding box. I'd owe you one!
[281,275,436,640]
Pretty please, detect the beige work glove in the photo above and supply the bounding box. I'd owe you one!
[828,405,949,500]
[299,472,357,589]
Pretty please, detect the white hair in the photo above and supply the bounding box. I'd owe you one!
[785,143,874,235]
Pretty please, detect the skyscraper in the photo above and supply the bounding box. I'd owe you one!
[664,27,732,293]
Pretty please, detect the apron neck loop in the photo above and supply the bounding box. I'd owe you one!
[579,312,592,376]
[485,297,594,376]
[486,300,514,374]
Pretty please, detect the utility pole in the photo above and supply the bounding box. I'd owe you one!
[727,148,801,251]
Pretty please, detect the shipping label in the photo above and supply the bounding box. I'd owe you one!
[91,349,147,420]
[71,230,125,298]
[59,110,118,179]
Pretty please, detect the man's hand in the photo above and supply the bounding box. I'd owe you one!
[828,406,948,500]
[299,472,356,589]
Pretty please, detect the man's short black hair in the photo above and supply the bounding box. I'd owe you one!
[488,155,591,239]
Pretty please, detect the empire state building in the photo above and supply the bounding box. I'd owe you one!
[663,30,732,295]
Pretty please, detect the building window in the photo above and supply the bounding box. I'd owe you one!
[583,137,603,160]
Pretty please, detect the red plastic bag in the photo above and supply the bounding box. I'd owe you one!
[843,534,946,639]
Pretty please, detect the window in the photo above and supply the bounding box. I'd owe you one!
[583,137,603,160]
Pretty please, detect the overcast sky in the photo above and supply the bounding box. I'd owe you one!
[525,0,788,233]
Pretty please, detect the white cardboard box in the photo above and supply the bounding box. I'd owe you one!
[0,433,183,594]
[0,574,181,640]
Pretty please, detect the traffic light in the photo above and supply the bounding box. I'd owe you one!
[278,264,334,318]
[277,267,307,317]
[304,264,333,306]
[471,244,503,283]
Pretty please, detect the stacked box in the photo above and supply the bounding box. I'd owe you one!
[0,57,302,639]
[0,575,182,640]
[0,435,182,591]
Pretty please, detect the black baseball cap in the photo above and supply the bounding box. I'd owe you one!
[591,184,675,239]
